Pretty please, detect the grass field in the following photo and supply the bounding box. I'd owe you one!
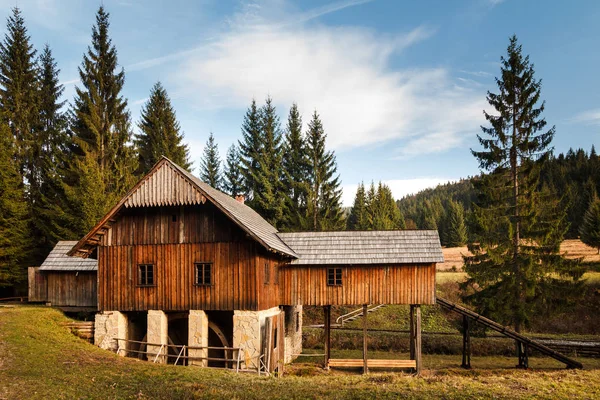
[438,239,600,271]
[2,306,600,399]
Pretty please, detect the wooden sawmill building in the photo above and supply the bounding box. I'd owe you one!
[30,157,443,373]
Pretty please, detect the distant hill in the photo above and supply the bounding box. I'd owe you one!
[395,146,600,244]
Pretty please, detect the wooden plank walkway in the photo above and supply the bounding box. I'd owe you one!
[328,359,416,369]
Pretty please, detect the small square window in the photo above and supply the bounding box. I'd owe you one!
[327,267,342,286]
[195,263,212,286]
[138,264,155,286]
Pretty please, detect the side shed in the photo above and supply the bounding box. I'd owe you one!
[29,241,98,310]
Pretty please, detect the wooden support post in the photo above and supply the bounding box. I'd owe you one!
[517,342,529,369]
[362,304,368,374]
[461,315,471,369]
[415,305,422,375]
[323,305,331,370]
[409,305,415,361]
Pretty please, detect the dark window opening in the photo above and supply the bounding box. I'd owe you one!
[296,312,300,332]
[273,327,278,349]
[172,214,177,222]
[138,264,155,286]
[195,263,212,286]
[327,267,342,286]
[264,262,270,285]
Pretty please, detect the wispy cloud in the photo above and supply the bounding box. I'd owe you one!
[572,109,600,125]
[163,1,484,156]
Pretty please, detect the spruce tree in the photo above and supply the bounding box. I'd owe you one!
[199,132,222,189]
[347,182,369,230]
[371,182,405,230]
[223,145,244,197]
[135,81,190,173]
[33,45,70,254]
[238,99,262,200]
[67,6,136,235]
[0,7,38,178]
[252,97,284,226]
[580,196,600,254]
[281,103,309,231]
[304,111,345,231]
[0,122,30,287]
[445,200,467,247]
[464,36,583,337]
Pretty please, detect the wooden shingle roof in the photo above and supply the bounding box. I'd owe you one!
[68,157,296,258]
[278,230,444,265]
[40,241,98,271]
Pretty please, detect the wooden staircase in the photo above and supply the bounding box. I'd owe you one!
[335,304,387,326]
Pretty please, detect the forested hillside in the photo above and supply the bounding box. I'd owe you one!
[397,146,600,245]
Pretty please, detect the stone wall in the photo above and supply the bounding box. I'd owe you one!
[233,306,280,370]
[147,310,168,363]
[283,305,303,363]
[94,311,127,353]
[188,310,208,367]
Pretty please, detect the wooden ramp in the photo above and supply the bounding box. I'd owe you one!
[436,297,583,369]
[328,359,416,369]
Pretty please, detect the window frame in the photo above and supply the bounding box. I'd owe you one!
[137,264,156,287]
[194,262,213,286]
[264,262,270,285]
[327,267,342,286]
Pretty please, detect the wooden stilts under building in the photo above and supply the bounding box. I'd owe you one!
[362,304,368,374]
[409,305,422,374]
[461,315,471,369]
[324,306,331,369]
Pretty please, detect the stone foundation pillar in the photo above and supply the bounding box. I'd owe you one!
[188,310,209,367]
[147,310,168,363]
[233,307,280,370]
[283,305,303,363]
[94,311,128,354]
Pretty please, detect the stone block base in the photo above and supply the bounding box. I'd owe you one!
[94,311,127,353]
[147,310,168,363]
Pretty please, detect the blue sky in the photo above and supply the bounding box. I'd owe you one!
[3,0,599,205]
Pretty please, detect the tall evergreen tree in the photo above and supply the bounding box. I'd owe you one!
[445,199,467,247]
[134,82,190,173]
[281,103,309,231]
[252,97,284,226]
[464,36,583,341]
[223,145,244,197]
[304,111,345,231]
[0,122,30,288]
[33,45,70,253]
[0,7,38,178]
[347,182,369,230]
[370,182,405,230]
[579,196,600,254]
[238,99,262,200]
[199,132,222,189]
[67,6,136,236]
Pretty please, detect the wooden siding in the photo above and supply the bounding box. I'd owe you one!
[101,204,246,246]
[124,161,206,208]
[98,242,284,312]
[46,272,97,307]
[279,264,436,306]
[28,267,47,302]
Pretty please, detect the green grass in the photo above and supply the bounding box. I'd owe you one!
[2,306,600,399]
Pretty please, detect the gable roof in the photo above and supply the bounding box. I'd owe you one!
[277,230,444,265]
[68,157,297,258]
[40,241,98,271]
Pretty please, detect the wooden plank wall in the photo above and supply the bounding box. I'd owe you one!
[98,242,271,311]
[28,267,47,302]
[46,272,97,307]
[279,264,436,306]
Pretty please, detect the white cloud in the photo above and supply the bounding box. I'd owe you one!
[342,177,452,207]
[572,109,600,125]
[167,1,485,156]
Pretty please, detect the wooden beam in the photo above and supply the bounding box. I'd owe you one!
[363,304,368,374]
[323,306,331,370]
[461,315,471,369]
[415,305,422,375]
[409,305,415,361]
